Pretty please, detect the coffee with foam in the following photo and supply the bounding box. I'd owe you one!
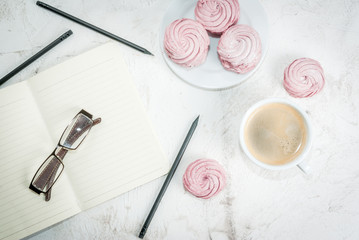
[244,103,307,165]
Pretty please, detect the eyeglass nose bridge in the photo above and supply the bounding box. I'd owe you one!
[53,145,69,159]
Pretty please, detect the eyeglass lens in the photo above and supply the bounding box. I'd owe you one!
[32,155,64,193]
[60,113,93,149]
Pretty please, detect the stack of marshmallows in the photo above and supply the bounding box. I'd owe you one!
[164,0,262,74]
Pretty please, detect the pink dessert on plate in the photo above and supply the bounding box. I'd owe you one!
[183,159,226,199]
[164,18,210,68]
[283,58,325,98]
[195,0,240,35]
[217,24,262,74]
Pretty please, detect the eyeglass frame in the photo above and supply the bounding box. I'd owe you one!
[29,109,101,201]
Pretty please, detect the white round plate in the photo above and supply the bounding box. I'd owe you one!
[160,0,269,90]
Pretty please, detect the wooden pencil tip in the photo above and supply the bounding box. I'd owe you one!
[193,115,200,126]
[143,49,154,56]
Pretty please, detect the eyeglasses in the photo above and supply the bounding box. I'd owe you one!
[29,109,101,201]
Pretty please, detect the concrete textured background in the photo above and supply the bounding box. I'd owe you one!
[0,0,358,239]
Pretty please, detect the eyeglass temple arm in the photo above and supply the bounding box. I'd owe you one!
[79,109,101,126]
[45,148,68,201]
[45,171,57,201]
[93,118,101,125]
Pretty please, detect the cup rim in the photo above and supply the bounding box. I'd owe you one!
[239,98,313,170]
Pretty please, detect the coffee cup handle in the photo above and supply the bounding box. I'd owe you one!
[297,162,311,175]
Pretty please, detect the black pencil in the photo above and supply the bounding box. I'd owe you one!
[0,30,72,86]
[139,115,200,239]
[36,1,154,56]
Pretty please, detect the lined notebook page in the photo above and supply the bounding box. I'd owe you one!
[0,83,80,240]
[28,42,169,209]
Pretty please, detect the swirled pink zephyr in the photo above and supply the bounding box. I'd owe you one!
[195,0,240,35]
[217,24,262,74]
[183,159,226,199]
[164,18,210,68]
[283,58,325,98]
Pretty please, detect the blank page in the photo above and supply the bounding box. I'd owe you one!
[28,42,169,209]
[0,83,80,240]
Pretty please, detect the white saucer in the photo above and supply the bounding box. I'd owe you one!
[160,0,269,90]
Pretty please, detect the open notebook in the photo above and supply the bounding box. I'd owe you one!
[0,43,168,240]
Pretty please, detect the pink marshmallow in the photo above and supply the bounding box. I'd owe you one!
[195,0,240,35]
[217,24,262,74]
[164,18,210,68]
[283,58,325,98]
[183,159,226,199]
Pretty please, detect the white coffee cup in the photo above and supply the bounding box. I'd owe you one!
[239,98,313,173]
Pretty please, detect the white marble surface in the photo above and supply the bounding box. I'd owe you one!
[1,0,359,239]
